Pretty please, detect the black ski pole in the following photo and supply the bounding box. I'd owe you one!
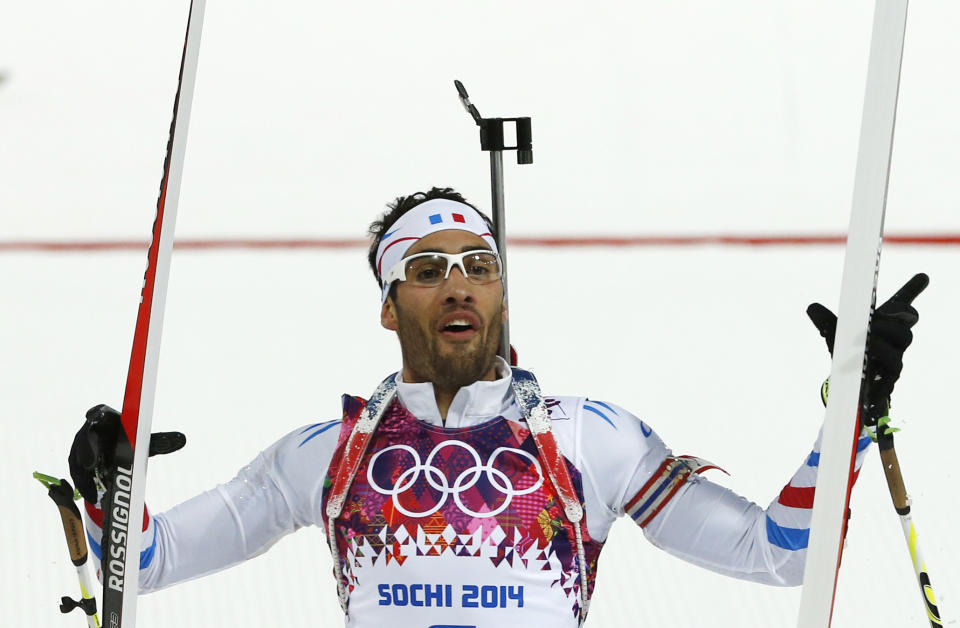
[454,79,532,364]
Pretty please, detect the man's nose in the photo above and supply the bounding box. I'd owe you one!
[441,265,474,301]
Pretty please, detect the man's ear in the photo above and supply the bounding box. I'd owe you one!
[381,297,399,331]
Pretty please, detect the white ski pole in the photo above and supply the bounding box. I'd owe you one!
[34,472,101,628]
[875,425,943,626]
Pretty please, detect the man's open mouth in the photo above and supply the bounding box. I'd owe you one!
[437,311,482,337]
[443,319,475,332]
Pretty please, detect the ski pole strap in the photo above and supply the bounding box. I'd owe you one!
[509,367,591,623]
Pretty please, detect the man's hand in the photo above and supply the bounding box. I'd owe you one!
[68,404,186,504]
[806,273,928,424]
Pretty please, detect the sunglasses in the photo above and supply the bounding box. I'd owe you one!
[382,249,502,288]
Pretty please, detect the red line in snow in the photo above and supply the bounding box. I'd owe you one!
[1,234,960,252]
[0,238,367,252]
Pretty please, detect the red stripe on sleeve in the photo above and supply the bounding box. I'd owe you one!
[778,484,815,509]
[778,469,862,509]
[85,500,105,528]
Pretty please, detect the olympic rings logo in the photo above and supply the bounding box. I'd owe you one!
[367,441,544,518]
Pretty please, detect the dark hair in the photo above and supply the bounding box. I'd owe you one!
[367,187,496,296]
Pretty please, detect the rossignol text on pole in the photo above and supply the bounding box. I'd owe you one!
[796,2,910,626]
[454,79,532,364]
[94,2,206,627]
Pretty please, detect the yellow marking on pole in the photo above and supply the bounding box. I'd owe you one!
[908,522,919,572]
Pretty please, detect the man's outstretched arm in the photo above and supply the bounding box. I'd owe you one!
[638,426,870,586]
[71,415,340,592]
[619,274,926,585]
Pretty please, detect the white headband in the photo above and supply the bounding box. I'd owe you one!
[375,199,499,302]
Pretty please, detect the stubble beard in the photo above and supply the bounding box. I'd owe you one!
[396,304,502,393]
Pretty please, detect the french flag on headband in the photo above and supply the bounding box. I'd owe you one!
[428,212,467,225]
[374,198,499,303]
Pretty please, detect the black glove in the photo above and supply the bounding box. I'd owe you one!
[806,273,928,425]
[68,404,186,504]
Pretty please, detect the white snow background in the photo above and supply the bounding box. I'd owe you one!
[2,1,957,626]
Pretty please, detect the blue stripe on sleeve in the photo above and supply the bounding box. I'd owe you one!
[88,531,101,560]
[140,531,157,569]
[857,436,871,452]
[87,529,157,569]
[629,463,685,521]
[766,515,810,550]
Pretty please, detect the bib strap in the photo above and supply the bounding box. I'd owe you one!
[325,373,397,612]
[511,367,591,624]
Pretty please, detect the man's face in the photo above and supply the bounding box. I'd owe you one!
[381,229,506,390]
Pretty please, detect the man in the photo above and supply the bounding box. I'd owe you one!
[70,187,926,627]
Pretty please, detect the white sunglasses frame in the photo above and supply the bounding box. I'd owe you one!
[382,249,502,287]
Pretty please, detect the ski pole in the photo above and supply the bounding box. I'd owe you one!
[34,472,102,628]
[454,79,532,364]
[873,425,943,626]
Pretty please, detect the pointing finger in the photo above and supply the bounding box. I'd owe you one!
[887,273,929,306]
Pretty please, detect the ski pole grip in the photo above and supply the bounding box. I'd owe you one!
[57,504,89,566]
[47,481,89,566]
[879,446,910,515]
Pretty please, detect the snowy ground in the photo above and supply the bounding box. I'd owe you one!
[3,1,959,626]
